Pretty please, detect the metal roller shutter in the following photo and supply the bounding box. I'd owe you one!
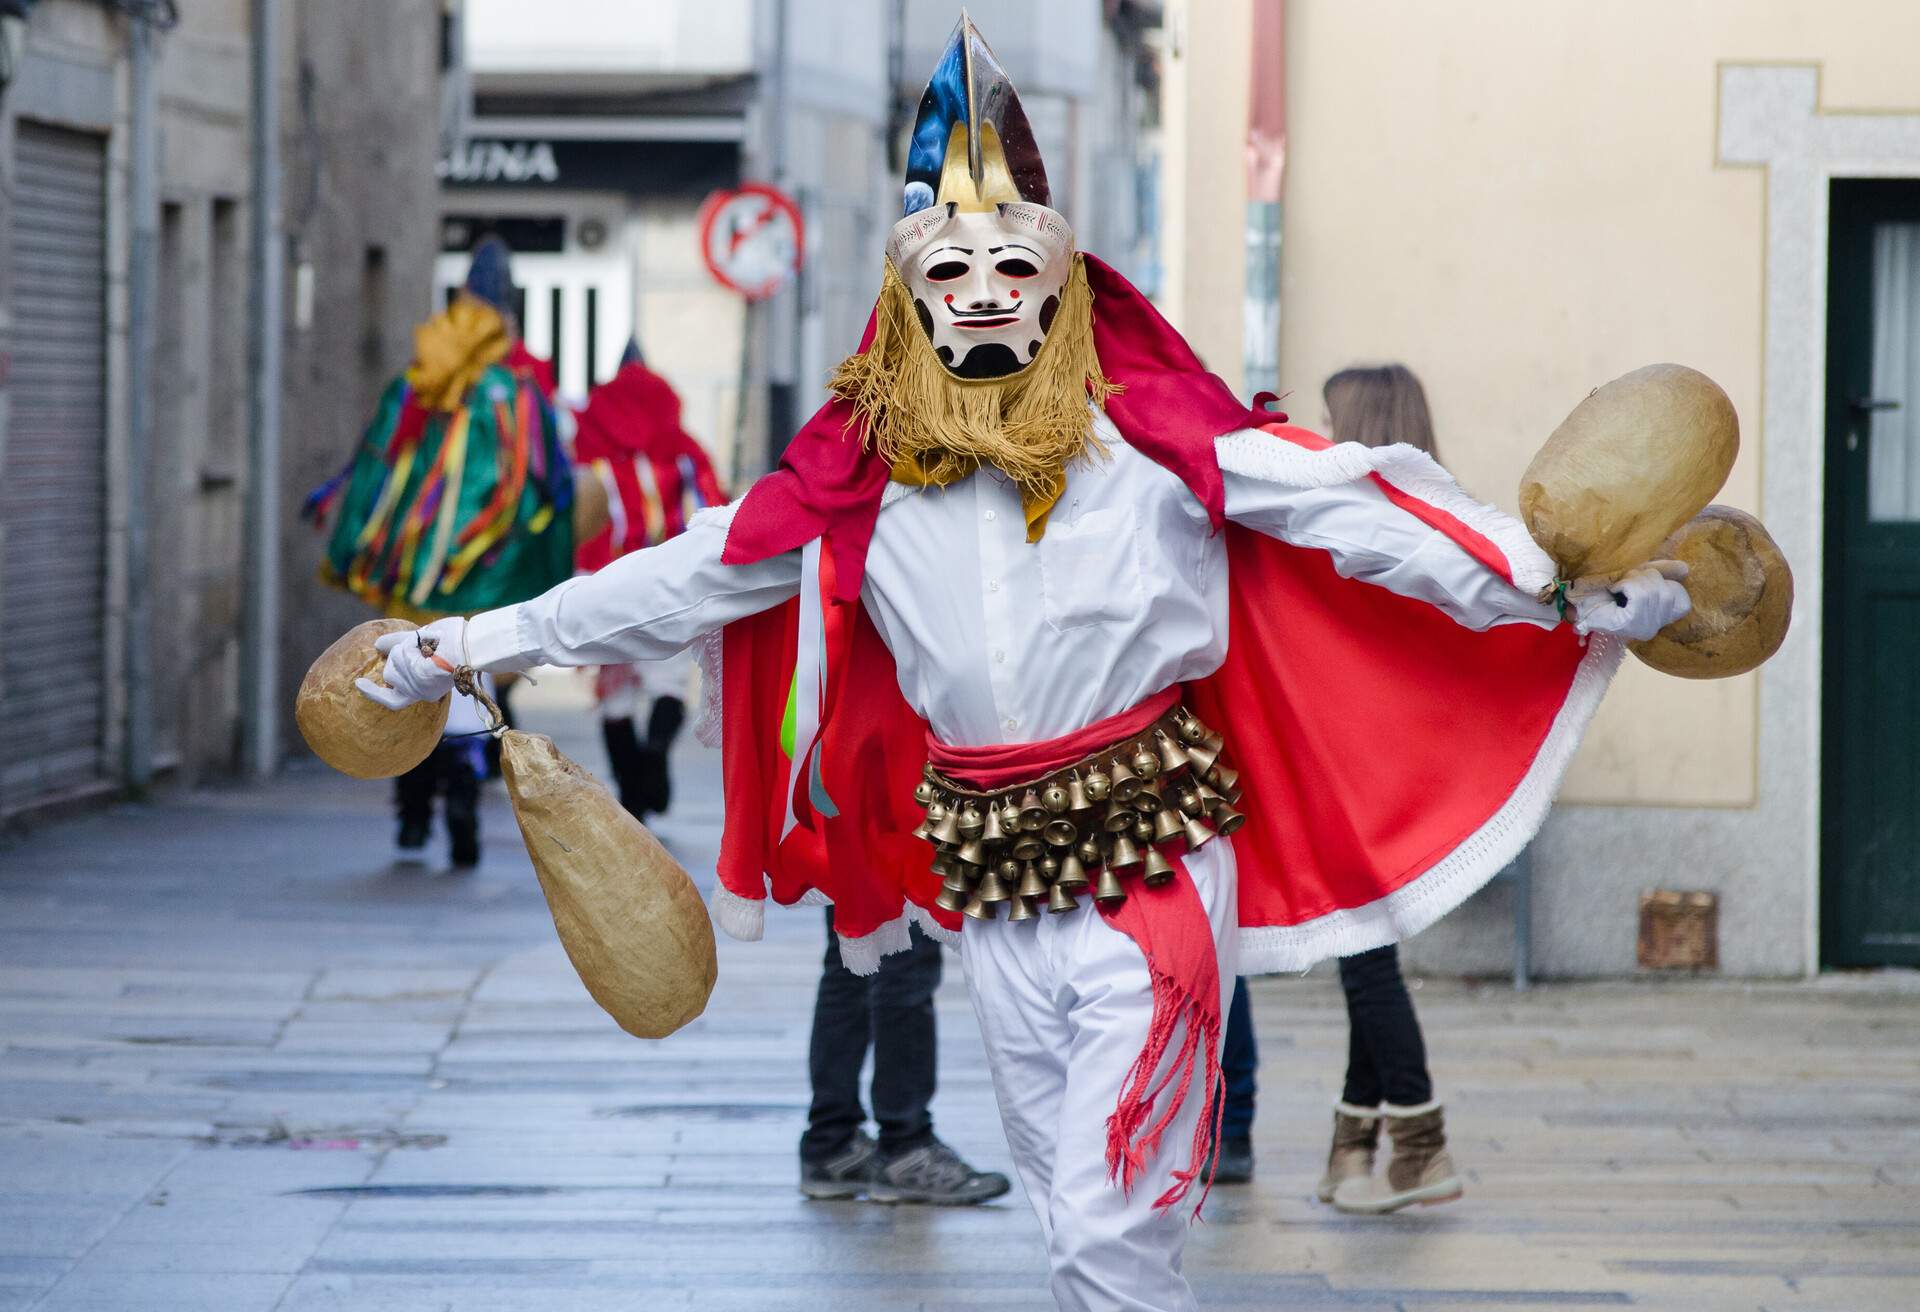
[3,122,110,811]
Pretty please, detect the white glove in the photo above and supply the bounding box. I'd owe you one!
[1567,561,1692,641]
[355,616,467,711]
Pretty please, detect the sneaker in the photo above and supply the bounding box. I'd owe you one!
[1204,1134,1255,1185]
[799,1130,877,1200]
[396,818,430,864]
[868,1138,1010,1206]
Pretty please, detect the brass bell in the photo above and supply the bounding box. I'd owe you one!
[1141,846,1175,887]
[1005,891,1035,922]
[1195,779,1222,806]
[1084,767,1111,802]
[925,798,949,824]
[1176,786,1205,817]
[981,805,1006,844]
[956,838,988,867]
[1182,815,1216,851]
[1056,850,1089,891]
[1184,739,1221,777]
[963,893,998,921]
[1130,744,1160,780]
[1102,798,1135,833]
[977,867,1013,903]
[942,863,973,895]
[1210,800,1246,836]
[1133,781,1164,812]
[1151,808,1185,845]
[914,777,936,806]
[1176,715,1208,745]
[1041,782,1071,814]
[928,807,963,847]
[1043,818,1078,847]
[930,851,956,880]
[1011,833,1045,861]
[998,798,1023,835]
[1046,882,1079,914]
[1065,775,1093,812]
[1108,758,1141,803]
[1093,867,1128,907]
[911,816,933,842]
[1018,789,1047,830]
[1039,854,1060,879]
[1076,838,1104,867]
[1109,832,1142,870]
[1133,818,1154,844]
[958,805,985,840]
[1155,731,1189,775]
[1210,765,1243,802]
[936,884,969,913]
[1017,864,1048,902]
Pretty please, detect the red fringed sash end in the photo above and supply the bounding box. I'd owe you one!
[1102,965,1224,1214]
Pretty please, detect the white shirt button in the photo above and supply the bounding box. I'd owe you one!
[983,509,997,522]
[987,579,1000,592]
[1005,717,1019,732]
[993,649,1006,663]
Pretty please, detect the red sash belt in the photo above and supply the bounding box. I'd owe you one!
[926,687,1224,1212]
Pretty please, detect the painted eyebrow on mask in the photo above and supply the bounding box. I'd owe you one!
[987,243,1042,256]
[922,245,974,260]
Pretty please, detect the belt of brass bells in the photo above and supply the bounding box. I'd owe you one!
[913,704,1246,922]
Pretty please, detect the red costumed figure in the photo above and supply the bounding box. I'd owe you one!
[349,20,1692,1309]
[573,339,726,821]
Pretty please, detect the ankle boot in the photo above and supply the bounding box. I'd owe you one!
[1315,1103,1380,1203]
[1331,1102,1462,1214]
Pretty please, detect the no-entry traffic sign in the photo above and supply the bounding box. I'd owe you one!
[697,183,805,301]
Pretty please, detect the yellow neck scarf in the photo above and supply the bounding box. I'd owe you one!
[831,254,1117,544]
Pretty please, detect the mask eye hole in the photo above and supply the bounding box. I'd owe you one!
[994,257,1039,278]
[924,260,969,282]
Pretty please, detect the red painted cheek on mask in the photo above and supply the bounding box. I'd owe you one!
[1010,290,1020,299]
[944,294,954,304]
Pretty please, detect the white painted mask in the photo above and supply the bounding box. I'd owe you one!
[887,201,1075,380]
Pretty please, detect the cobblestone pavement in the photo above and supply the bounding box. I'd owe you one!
[1,681,1917,1311]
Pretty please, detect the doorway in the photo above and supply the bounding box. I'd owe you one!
[1823,178,1920,967]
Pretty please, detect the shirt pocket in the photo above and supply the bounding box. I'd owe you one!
[1039,505,1144,633]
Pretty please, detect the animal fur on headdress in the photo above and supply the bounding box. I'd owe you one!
[829,254,1118,513]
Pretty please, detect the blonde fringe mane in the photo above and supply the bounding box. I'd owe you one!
[829,254,1118,499]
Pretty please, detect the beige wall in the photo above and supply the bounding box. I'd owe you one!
[1169,0,1920,808]
[1158,0,1251,393]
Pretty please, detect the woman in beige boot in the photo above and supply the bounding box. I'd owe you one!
[1314,368,1467,1216]
[1318,945,1464,1213]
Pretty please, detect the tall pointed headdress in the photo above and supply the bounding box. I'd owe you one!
[901,14,1050,217]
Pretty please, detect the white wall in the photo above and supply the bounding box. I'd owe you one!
[465,0,753,78]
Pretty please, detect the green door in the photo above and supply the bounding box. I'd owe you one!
[1824,179,1920,967]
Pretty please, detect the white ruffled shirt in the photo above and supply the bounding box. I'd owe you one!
[466,412,1559,747]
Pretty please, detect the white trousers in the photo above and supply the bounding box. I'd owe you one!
[960,839,1238,1312]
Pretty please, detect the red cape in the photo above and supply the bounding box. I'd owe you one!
[703,258,1612,974]
[574,362,726,570]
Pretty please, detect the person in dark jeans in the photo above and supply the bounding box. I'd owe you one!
[394,737,483,869]
[1319,944,1462,1213]
[1308,363,1464,1214]
[1209,978,1258,1182]
[799,909,1009,1205]
[601,693,684,822]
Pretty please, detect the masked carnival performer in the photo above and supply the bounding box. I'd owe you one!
[307,238,573,864]
[571,338,728,822]
[349,22,1688,1310]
